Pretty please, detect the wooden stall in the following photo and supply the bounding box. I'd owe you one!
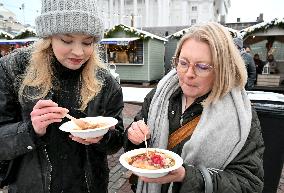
[100,24,167,84]
[241,18,284,93]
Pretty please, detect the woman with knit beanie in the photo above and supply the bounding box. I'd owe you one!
[124,22,264,193]
[0,0,124,192]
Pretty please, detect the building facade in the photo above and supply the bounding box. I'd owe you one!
[0,3,25,35]
[97,0,231,29]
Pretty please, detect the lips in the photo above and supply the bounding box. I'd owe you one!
[69,58,83,64]
[185,83,197,88]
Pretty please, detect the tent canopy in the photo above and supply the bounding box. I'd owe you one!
[0,38,38,45]
[99,37,140,45]
[244,27,284,45]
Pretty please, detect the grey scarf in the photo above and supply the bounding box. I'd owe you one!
[136,69,252,193]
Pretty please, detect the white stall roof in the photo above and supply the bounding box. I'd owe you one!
[0,38,38,45]
[100,37,140,45]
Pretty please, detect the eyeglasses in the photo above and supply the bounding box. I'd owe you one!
[172,57,214,77]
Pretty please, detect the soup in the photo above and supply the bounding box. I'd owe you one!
[127,150,175,170]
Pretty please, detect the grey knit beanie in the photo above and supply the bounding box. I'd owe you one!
[35,0,104,42]
[233,36,243,50]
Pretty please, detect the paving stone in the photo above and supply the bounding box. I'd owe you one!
[111,177,127,190]
[110,162,123,173]
[109,169,124,183]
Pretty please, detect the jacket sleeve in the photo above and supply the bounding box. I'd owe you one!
[123,88,156,152]
[179,109,264,193]
[0,54,37,161]
[90,75,125,155]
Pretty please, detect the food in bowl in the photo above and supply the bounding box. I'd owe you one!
[73,122,108,130]
[59,117,118,139]
[119,148,183,178]
[127,150,175,170]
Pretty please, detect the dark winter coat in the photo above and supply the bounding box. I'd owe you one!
[124,88,264,193]
[254,58,265,74]
[0,47,124,193]
[241,51,257,90]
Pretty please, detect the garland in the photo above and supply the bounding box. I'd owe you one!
[13,30,36,39]
[242,18,284,39]
[0,33,12,40]
[169,26,237,39]
[0,30,36,40]
[104,24,148,40]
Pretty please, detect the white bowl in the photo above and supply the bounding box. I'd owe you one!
[59,116,118,139]
[119,148,183,178]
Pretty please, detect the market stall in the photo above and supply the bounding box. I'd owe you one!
[0,28,37,54]
[100,24,167,84]
[241,18,284,92]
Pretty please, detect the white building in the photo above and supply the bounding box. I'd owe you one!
[0,3,25,35]
[97,0,231,29]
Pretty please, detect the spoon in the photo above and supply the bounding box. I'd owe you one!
[65,113,92,129]
[142,118,149,157]
[145,134,149,157]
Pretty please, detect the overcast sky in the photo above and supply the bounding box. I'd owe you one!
[1,0,283,26]
[226,0,283,23]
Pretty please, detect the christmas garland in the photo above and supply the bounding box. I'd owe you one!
[168,26,237,39]
[13,30,36,39]
[104,24,166,41]
[241,18,284,39]
[0,33,12,40]
[0,30,36,40]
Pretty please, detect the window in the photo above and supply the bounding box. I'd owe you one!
[104,40,144,64]
[191,19,196,25]
[192,6,197,11]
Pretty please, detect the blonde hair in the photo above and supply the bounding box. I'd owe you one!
[174,22,247,106]
[19,38,105,111]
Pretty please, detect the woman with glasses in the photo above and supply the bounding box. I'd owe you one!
[124,22,264,193]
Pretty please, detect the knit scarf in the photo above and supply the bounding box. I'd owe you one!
[136,69,252,193]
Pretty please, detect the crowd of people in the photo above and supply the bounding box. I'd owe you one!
[1,0,279,193]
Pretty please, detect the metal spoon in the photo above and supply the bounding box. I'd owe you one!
[145,134,149,157]
[65,113,92,129]
[142,118,149,157]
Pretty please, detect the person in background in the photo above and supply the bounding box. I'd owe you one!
[266,54,278,74]
[233,37,256,90]
[0,0,124,192]
[0,50,5,58]
[243,44,251,53]
[254,53,265,74]
[124,22,264,193]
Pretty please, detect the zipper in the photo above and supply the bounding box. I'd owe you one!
[85,171,91,193]
[43,147,52,193]
[180,115,184,126]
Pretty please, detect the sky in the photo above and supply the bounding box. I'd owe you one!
[1,0,41,26]
[226,0,283,23]
[0,0,283,26]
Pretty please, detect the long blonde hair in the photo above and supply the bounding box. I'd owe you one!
[19,38,105,111]
[174,22,247,106]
